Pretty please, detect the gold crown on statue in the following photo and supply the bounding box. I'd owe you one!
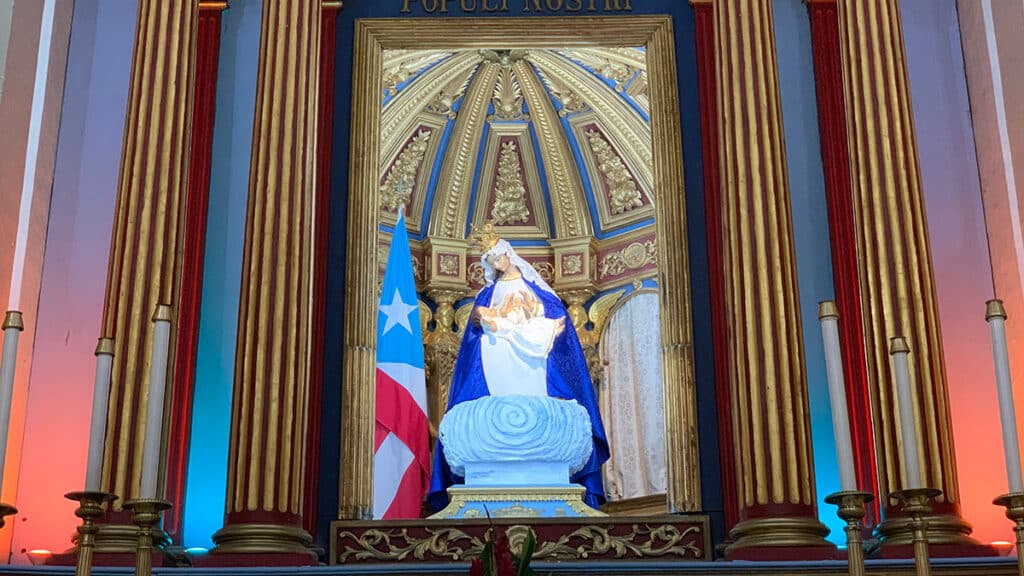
[469,221,500,253]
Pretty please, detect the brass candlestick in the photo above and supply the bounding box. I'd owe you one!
[994,491,1024,576]
[65,491,117,576]
[123,498,171,576]
[891,488,941,576]
[826,490,874,576]
[0,502,15,529]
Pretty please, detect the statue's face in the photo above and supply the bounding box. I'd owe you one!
[488,252,511,273]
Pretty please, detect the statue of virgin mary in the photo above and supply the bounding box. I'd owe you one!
[427,226,610,511]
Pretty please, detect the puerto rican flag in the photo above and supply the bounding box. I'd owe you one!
[374,213,430,519]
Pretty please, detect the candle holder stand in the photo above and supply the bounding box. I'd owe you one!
[891,488,941,576]
[65,491,117,576]
[123,498,171,576]
[994,491,1024,576]
[825,490,874,576]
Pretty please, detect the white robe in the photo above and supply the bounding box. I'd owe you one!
[479,277,560,397]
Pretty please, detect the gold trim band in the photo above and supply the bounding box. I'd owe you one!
[889,336,910,355]
[95,337,115,356]
[817,300,839,320]
[986,299,1007,321]
[2,311,23,331]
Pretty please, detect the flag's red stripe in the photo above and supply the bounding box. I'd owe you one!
[380,454,429,519]
[375,369,431,473]
[375,421,389,452]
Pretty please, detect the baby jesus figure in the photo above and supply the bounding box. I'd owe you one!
[475,288,566,396]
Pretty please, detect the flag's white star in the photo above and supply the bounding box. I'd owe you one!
[379,289,417,335]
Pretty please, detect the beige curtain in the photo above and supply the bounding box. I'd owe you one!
[598,292,667,500]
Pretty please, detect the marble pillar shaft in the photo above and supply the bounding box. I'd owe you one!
[100,0,198,506]
[216,0,320,544]
[835,0,964,526]
[715,0,827,548]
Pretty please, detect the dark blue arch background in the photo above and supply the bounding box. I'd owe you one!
[318,0,722,551]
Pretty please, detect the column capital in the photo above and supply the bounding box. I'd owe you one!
[548,235,598,293]
[424,236,470,291]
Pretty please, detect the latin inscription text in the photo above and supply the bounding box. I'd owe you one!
[400,0,633,14]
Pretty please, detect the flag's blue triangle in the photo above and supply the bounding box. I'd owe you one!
[376,212,425,369]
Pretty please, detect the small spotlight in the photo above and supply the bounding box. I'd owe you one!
[991,541,1015,556]
[26,550,52,565]
[185,547,209,555]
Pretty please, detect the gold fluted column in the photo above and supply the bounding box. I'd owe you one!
[715,0,832,557]
[210,0,319,559]
[835,0,976,547]
[95,0,198,549]
[338,19,383,522]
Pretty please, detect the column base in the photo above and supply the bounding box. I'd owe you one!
[725,517,836,561]
[874,512,984,547]
[210,523,318,565]
[875,509,998,557]
[45,551,169,568]
[45,516,172,566]
[92,522,171,554]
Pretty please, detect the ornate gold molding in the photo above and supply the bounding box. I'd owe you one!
[560,48,636,92]
[549,236,597,290]
[379,113,447,235]
[380,129,432,211]
[491,140,530,223]
[424,287,463,431]
[529,50,653,192]
[381,51,481,162]
[333,518,709,564]
[382,50,452,96]
[513,59,591,237]
[431,486,604,519]
[585,129,643,214]
[429,63,500,238]
[471,123,551,239]
[341,16,698,519]
[569,110,655,231]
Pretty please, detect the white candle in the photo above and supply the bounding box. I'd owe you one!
[0,312,23,491]
[85,338,114,492]
[987,299,1023,493]
[890,337,922,490]
[139,305,172,499]
[819,301,857,491]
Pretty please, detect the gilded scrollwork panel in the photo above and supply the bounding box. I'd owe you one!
[528,50,653,191]
[332,517,710,564]
[472,123,551,240]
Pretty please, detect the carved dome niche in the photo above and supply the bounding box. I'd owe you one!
[376,47,657,294]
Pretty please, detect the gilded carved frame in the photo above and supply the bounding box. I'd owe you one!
[339,16,699,519]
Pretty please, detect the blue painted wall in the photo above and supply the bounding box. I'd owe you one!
[183,0,263,550]
[772,0,842,545]
[324,2,721,549]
